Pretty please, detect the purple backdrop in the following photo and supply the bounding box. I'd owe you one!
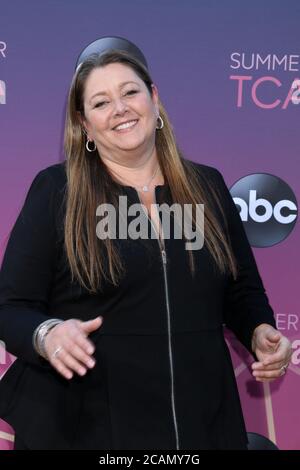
[0,0,299,450]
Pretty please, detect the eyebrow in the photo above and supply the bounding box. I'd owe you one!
[89,81,139,103]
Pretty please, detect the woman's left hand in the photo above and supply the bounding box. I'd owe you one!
[251,323,292,382]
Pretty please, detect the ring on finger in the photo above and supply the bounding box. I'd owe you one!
[280,363,289,374]
[52,346,63,359]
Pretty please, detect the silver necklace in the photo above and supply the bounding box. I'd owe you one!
[111,165,160,192]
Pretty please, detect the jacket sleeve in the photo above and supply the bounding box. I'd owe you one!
[0,168,61,367]
[212,169,276,355]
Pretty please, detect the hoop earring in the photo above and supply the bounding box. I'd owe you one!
[156,115,164,130]
[86,139,97,152]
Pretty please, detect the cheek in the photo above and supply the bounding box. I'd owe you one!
[89,114,109,133]
[136,95,156,115]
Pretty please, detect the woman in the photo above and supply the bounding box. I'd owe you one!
[0,40,292,450]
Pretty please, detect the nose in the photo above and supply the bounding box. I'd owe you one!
[113,97,128,115]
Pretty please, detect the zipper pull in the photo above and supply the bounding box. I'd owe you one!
[161,249,167,264]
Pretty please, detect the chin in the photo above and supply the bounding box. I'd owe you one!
[116,137,146,151]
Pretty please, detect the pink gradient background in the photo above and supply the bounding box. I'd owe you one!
[0,0,299,450]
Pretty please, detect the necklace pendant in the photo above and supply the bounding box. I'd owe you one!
[142,185,149,192]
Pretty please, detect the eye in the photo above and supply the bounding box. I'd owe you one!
[94,101,108,109]
[125,89,138,96]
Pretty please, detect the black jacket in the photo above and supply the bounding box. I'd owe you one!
[0,161,276,449]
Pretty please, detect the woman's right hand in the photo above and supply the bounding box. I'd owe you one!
[43,316,103,379]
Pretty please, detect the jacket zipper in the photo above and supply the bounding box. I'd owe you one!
[136,189,180,450]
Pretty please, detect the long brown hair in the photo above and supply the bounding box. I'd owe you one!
[64,50,237,293]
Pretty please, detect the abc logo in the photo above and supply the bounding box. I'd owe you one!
[230,174,298,247]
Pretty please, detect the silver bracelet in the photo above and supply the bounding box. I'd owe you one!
[33,318,64,360]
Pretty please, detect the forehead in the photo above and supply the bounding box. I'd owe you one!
[83,63,143,97]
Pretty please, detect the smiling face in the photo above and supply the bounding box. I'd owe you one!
[81,62,159,160]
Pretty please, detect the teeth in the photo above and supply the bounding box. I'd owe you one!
[115,120,137,131]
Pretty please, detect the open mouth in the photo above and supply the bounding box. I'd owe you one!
[113,119,138,132]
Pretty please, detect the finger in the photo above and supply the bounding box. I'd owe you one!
[252,360,287,371]
[48,333,95,367]
[251,361,264,370]
[265,331,281,343]
[73,332,95,355]
[261,345,291,365]
[255,377,277,383]
[68,343,96,369]
[265,339,280,351]
[263,354,291,367]
[253,368,285,379]
[51,359,73,380]
[57,349,87,376]
[80,317,103,334]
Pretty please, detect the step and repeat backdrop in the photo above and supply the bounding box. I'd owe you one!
[0,0,299,450]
